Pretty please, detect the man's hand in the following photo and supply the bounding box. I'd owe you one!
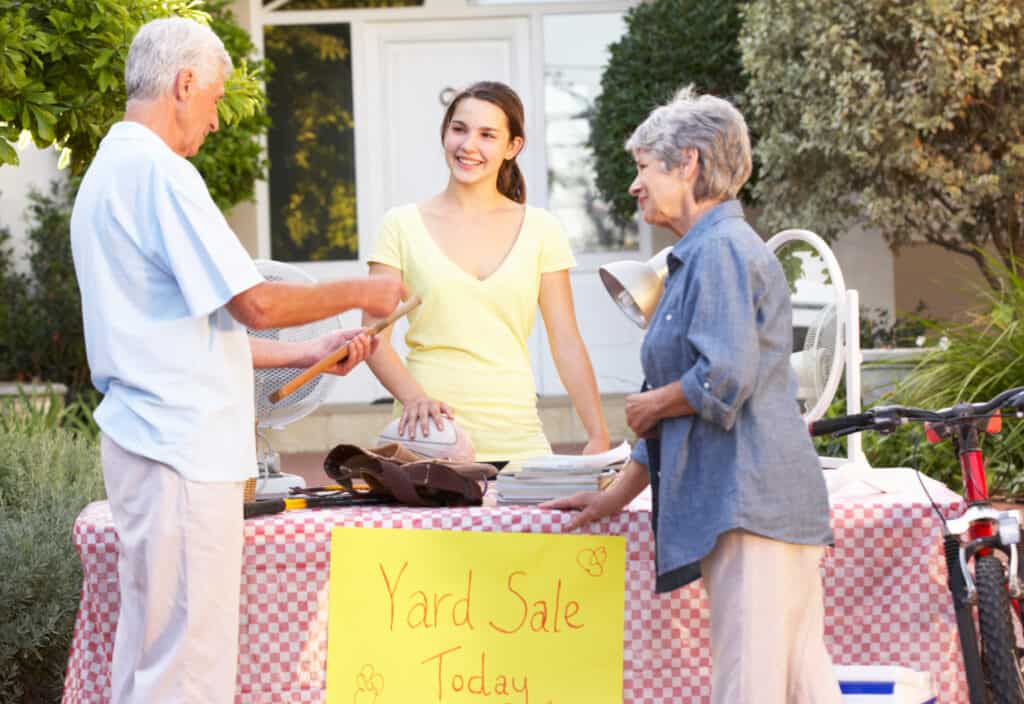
[311,329,379,376]
[359,275,407,319]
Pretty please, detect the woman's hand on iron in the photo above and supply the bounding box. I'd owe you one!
[540,490,623,531]
[316,329,379,376]
[399,395,454,439]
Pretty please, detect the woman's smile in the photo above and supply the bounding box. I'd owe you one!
[455,154,484,169]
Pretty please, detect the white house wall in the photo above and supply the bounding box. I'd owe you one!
[0,143,59,275]
[832,225,895,323]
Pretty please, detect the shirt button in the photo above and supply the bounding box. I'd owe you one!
[703,381,711,390]
[665,313,673,321]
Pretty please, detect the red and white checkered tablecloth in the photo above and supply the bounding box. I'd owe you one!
[62,487,968,703]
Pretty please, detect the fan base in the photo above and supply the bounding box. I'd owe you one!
[254,472,306,499]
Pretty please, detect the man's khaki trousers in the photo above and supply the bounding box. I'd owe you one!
[700,529,843,704]
[101,435,245,704]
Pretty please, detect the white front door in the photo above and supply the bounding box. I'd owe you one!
[359,17,535,236]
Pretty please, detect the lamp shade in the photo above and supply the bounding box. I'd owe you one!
[598,246,672,328]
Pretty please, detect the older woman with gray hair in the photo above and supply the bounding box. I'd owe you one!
[544,87,841,703]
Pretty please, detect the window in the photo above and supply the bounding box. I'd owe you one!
[264,23,359,262]
[543,12,636,254]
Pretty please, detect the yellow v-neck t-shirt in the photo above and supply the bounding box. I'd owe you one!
[369,203,576,461]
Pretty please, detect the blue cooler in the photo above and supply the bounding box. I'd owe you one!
[835,666,936,704]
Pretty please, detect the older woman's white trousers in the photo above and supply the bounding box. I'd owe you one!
[101,435,244,704]
[700,529,842,704]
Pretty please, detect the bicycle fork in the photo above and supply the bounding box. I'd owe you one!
[945,505,1024,704]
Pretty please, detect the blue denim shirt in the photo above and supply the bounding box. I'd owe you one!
[632,200,833,592]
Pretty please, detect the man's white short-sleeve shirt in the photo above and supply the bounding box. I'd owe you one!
[71,121,262,482]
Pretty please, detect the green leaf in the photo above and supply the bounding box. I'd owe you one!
[28,105,56,143]
[0,138,19,166]
[91,49,113,70]
[993,302,1015,328]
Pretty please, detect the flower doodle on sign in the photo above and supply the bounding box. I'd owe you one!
[353,664,384,704]
[576,546,608,577]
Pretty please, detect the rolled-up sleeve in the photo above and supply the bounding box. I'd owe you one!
[679,238,762,431]
[631,438,649,467]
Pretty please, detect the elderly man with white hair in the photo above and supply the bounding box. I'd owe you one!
[70,17,405,704]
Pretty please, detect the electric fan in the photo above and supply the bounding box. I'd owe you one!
[765,229,866,468]
[249,259,342,497]
[792,302,841,420]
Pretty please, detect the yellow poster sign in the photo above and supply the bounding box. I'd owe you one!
[327,527,626,704]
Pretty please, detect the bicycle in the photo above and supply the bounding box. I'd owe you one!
[811,386,1024,704]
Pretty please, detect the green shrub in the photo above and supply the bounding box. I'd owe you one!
[0,179,90,398]
[0,427,105,704]
[0,0,267,196]
[0,386,99,440]
[886,263,1024,496]
[740,0,1024,287]
[859,303,932,350]
[589,0,748,228]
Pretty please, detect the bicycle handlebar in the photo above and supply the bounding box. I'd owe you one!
[809,413,874,436]
[809,386,1024,437]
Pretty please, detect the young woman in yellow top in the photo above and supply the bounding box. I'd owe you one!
[365,81,609,463]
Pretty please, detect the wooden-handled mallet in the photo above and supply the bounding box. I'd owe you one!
[268,295,422,404]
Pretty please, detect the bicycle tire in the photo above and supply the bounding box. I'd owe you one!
[976,554,1024,704]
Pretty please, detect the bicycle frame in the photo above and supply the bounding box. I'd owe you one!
[931,413,1022,704]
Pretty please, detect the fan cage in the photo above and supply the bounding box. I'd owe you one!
[251,260,342,429]
[765,229,848,424]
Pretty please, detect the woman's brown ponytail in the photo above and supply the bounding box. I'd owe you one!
[440,81,527,204]
[496,159,526,204]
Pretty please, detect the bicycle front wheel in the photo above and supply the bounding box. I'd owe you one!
[976,554,1024,704]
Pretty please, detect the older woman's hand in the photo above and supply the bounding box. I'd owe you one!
[542,459,651,530]
[625,388,664,437]
[541,491,624,531]
[626,382,696,437]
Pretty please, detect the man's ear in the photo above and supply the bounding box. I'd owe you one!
[173,68,195,100]
[505,135,524,161]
